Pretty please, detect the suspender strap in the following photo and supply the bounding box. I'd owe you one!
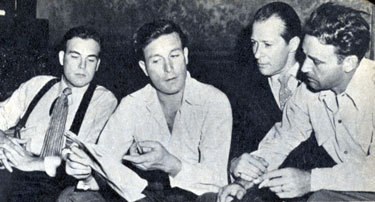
[69,82,97,135]
[16,78,60,130]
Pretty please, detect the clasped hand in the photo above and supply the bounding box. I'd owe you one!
[65,145,93,180]
[122,140,181,176]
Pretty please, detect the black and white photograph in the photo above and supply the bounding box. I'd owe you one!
[0,0,374,201]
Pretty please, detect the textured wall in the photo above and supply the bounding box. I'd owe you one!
[37,0,373,50]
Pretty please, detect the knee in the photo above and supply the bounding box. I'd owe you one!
[307,190,332,202]
[195,192,217,202]
[57,186,76,202]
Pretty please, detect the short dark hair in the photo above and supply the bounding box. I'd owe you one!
[61,26,102,54]
[253,2,302,42]
[305,3,370,60]
[133,19,188,60]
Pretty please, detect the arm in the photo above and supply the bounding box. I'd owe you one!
[251,85,313,171]
[169,91,232,195]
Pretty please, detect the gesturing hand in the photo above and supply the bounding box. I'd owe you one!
[230,153,268,183]
[123,140,181,176]
[258,167,311,198]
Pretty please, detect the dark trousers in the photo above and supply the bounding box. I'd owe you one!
[7,165,76,202]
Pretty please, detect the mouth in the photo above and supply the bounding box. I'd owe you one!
[166,76,177,82]
[75,73,86,78]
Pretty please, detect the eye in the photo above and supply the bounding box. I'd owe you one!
[264,42,272,47]
[87,57,97,63]
[151,57,162,64]
[170,53,180,58]
[313,59,322,65]
[70,53,80,59]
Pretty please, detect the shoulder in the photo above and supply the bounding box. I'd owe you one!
[189,78,231,108]
[19,75,57,93]
[117,84,151,109]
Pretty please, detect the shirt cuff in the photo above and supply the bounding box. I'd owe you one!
[77,176,99,191]
[44,156,62,177]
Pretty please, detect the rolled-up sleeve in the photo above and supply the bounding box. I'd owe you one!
[252,85,313,171]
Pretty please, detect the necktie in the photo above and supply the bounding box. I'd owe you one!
[278,75,293,110]
[40,87,72,157]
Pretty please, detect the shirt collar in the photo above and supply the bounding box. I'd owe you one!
[269,62,300,83]
[145,71,203,107]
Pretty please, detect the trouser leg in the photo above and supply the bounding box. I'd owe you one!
[308,190,375,201]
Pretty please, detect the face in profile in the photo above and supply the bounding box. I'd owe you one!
[301,35,346,92]
[139,32,188,95]
[251,15,293,76]
[59,37,101,88]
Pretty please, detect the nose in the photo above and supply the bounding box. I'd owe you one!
[164,58,173,73]
[253,43,263,59]
[79,58,86,69]
[301,58,313,73]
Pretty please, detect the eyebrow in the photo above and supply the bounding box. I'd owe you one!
[68,50,99,58]
[146,48,182,60]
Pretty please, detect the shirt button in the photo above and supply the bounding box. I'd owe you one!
[338,120,342,123]
[344,151,348,154]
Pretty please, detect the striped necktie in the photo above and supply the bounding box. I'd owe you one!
[278,75,293,110]
[40,87,72,157]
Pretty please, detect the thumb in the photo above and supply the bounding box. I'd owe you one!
[15,138,30,145]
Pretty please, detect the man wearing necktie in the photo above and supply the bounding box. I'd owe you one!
[0,26,117,202]
[225,3,375,202]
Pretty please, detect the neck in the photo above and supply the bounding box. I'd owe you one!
[156,90,184,110]
[332,70,356,95]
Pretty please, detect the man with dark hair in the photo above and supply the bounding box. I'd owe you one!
[58,19,232,202]
[0,26,117,202]
[228,3,374,202]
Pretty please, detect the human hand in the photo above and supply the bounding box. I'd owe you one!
[217,183,247,202]
[259,167,311,198]
[230,153,268,183]
[65,145,93,180]
[123,140,181,176]
[1,138,44,172]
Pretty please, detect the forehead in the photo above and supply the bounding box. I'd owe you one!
[251,15,286,41]
[143,32,182,57]
[302,35,337,61]
[66,37,100,55]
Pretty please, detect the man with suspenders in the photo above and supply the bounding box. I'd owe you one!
[0,26,117,202]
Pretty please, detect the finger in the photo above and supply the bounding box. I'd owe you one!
[238,172,256,182]
[123,153,152,164]
[129,143,139,155]
[245,155,268,173]
[13,138,29,145]
[67,160,90,170]
[3,149,19,167]
[269,185,283,193]
[262,169,287,181]
[132,163,148,171]
[259,177,288,188]
[137,141,159,149]
[68,152,90,166]
[1,159,13,172]
[252,155,269,167]
[3,139,25,157]
[70,146,90,160]
[219,187,231,202]
[236,188,246,200]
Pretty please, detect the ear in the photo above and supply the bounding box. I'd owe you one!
[183,47,189,65]
[138,60,148,76]
[288,36,301,53]
[342,55,359,73]
[95,58,101,72]
[58,51,65,66]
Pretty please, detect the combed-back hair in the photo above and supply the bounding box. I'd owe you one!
[61,26,102,55]
[253,1,302,43]
[133,19,188,60]
[304,3,370,60]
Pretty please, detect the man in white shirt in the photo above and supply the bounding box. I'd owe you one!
[0,26,117,202]
[58,19,232,202]
[226,3,375,202]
